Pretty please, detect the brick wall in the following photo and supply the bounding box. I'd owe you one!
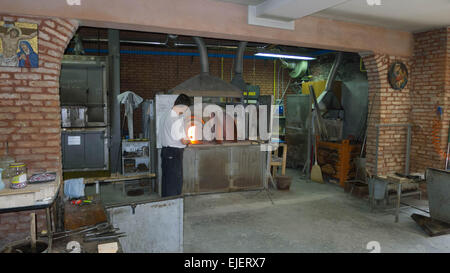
[363,27,450,176]
[0,210,47,248]
[0,15,77,247]
[410,28,450,172]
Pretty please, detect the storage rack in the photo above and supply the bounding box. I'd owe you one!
[121,139,151,176]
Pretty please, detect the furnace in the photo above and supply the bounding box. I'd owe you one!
[154,37,272,195]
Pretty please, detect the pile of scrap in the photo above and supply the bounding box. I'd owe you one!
[385,174,420,193]
[47,222,125,253]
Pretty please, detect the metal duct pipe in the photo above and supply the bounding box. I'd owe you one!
[234,41,247,75]
[324,52,343,92]
[316,51,343,109]
[231,41,248,90]
[193,36,209,74]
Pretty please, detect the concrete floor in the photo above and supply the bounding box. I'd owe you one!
[183,168,450,253]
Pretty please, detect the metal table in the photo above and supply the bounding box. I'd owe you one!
[0,189,58,252]
[369,175,421,223]
[0,177,61,252]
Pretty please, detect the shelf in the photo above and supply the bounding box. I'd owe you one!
[122,171,152,177]
[122,139,150,143]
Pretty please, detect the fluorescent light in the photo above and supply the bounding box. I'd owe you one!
[254,52,316,60]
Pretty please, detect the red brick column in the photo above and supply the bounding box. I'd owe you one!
[410,28,450,172]
[362,54,412,176]
[0,15,78,174]
[0,15,78,247]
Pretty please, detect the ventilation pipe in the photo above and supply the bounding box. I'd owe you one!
[231,41,248,91]
[193,36,209,75]
[324,52,343,94]
[317,52,343,109]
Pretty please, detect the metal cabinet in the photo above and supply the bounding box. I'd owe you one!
[60,55,110,171]
[62,128,109,171]
[60,56,108,127]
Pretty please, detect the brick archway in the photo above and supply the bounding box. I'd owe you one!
[0,15,78,176]
[362,54,413,176]
[0,15,78,244]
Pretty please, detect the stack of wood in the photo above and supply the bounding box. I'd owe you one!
[316,137,361,187]
[317,148,339,176]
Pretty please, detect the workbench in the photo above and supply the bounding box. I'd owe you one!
[0,176,61,252]
[83,173,156,194]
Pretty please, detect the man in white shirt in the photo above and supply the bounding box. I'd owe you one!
[160,94,191,197]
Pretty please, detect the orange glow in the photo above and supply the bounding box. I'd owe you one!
[188,126,196,141]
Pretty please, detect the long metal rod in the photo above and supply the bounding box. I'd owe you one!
[375,123,412,128]
[46,208,52,253]
[82,38,243,50]
[360,89,378,156]
[375,126,380,176]
[108,29,121,174]
[406,125,411,176]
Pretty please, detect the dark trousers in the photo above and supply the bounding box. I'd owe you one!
[161,147,184,197]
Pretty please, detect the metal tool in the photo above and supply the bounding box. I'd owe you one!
[446,124,450,170]
[52,222,111,241]
[83,234,126,243]
[84,228,120,237]
[310,85,328,141]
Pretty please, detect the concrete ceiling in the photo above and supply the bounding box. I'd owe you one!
[215,0,450,32]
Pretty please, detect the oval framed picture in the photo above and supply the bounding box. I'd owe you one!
[388,61,408,90]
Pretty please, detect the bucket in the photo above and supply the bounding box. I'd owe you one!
[1,240,48,253]
[275,176,292,190]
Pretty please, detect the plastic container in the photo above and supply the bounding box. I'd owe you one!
[9,163,27,189]
[278,105,284,116]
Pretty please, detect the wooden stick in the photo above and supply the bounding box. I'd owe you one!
[30,213,36,253]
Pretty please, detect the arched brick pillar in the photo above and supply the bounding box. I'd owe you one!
[0,14,78,245]
[362,54,413,176]
[0,15,78,176]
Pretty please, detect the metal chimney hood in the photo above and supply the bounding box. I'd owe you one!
[168,37,242,98]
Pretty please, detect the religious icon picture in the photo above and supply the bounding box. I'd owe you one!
[388,61,408,90]
[0,21,38,68]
